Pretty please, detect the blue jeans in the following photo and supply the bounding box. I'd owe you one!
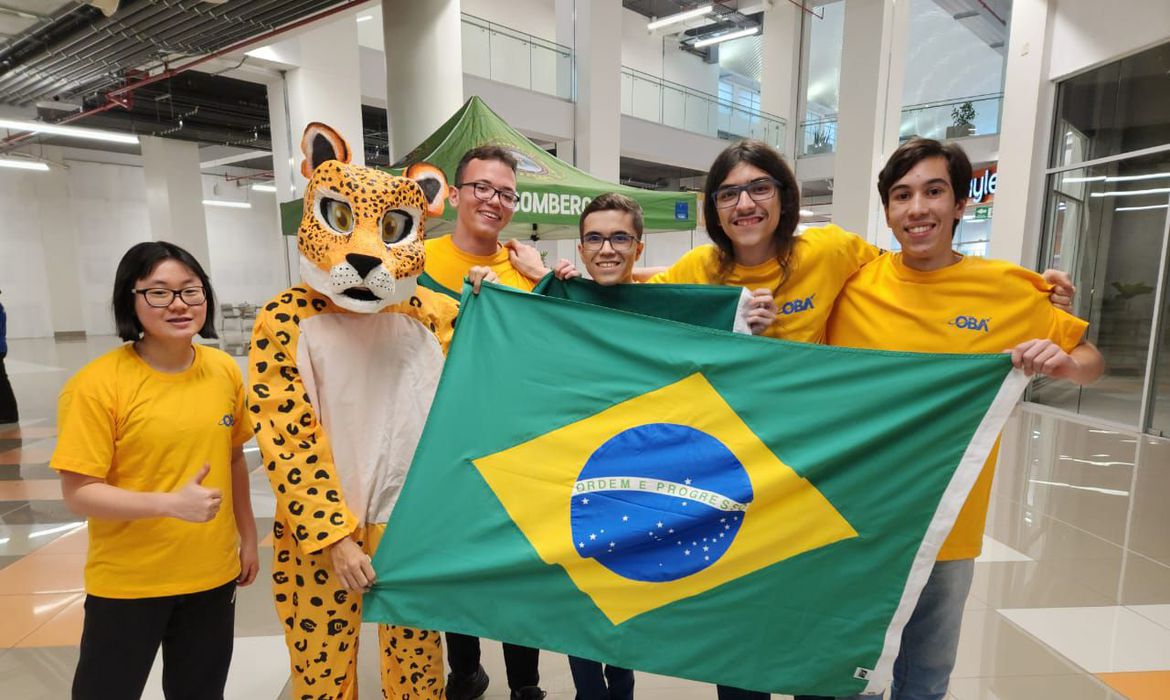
[568,656,634,700]
[796,558,974,700]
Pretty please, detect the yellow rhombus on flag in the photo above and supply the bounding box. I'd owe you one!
[474,373,859,625]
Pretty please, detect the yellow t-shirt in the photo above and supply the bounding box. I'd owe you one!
[648,224,878,342]
[826,253,1088,560]
[52,344,252,598]
[422,234,537,298]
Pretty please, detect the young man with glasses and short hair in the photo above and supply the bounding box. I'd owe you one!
[434,146,548,700]
[469,193,773,700]
[420,145,548,301]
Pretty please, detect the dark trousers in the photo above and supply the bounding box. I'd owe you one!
[716,686,770,699]
[0,352,17,423]
[446,631,540,690]
[568,656,634,700]
[73,579,236,700]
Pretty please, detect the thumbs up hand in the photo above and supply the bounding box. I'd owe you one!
[169,464,223,522]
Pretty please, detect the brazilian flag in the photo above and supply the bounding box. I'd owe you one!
[365,282,1025,696]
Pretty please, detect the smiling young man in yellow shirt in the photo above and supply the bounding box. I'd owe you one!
[811,139,1103,700]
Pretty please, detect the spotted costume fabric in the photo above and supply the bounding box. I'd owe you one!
[248,123,455,700]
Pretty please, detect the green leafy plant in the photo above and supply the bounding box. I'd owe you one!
[951,101,976,128]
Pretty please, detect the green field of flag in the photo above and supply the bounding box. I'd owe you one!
[365,282,1025,696]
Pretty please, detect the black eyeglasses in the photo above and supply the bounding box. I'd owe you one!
[712,178,782,209]
[581,232,638,252]
[133,287,207,308]
[458,181,520,210]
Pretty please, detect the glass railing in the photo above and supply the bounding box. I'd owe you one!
[798,93,1004,157]
[899,93,1003,142]
[620,67,786,152]
[461,14,573,100]
[798,116,838,156]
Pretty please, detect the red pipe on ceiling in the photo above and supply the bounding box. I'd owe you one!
[1,0,371,149]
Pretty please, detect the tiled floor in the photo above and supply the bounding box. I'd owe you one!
[1,335,1168,699]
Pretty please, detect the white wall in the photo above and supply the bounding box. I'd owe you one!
[1048,0,1170,80]
[621,8,719,95]
[0,155,284,339]
[462,0,556,41]
[901,0,1005,107]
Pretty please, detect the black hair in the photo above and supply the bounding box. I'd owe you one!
[454,145,518,185]
[580,192,645,239]
[877,137,972,232]
[112,241,218,342]
[703,139,801,286]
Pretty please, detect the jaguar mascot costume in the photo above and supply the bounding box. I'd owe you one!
[248,123,456,699]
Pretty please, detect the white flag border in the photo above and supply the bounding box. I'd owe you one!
[863,368,1029,695]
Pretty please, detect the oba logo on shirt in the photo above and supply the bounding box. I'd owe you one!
[948,315,991,332]
[569,423,753,583]
[218,414,235,427]
[779,293,815,316]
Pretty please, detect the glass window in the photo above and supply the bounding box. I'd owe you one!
[1052,42,1170,168]
[1151,259,1170,437]
[1032,151,1170,426]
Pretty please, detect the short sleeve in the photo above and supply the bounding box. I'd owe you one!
[1049,309,1089,353]
[51,377,117,479]
[230,368,252,447]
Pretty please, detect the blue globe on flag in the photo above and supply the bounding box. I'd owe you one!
[570,423,753,582]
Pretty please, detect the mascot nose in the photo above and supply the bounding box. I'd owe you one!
[346,253,382,278]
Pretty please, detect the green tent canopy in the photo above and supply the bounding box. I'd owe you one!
[280,96,699,238]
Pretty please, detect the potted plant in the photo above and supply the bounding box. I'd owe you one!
[807,128,832,155]
[946,101,976,139]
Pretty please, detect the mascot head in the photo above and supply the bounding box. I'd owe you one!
[296,122,447,313]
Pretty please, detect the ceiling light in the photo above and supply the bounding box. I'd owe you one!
[0,118,138,144]
[1116,204,1170,212]
[203,200,252,209]
[1090,187,1170,198]
[356,14,373,22]
[693,26,759,48]
[0,157,50,171]
[251,184,277,192]
[647,4,713,31]
[1060,175,1105,183]
[799,209,815,217]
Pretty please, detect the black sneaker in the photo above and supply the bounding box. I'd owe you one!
[509,686,547,700]
[446,665,489,700]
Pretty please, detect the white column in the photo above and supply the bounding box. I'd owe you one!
[140,136,211,269]
[989,0,1056,267]
[573,0,621,182]
[264,15,366,284]
[284,17,366,183]
[33,146,85,336]
[760,0,802,158]
[382,0,463,162]
[831,0,909,242]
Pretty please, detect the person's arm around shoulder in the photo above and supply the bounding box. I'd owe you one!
[60,464,222,522]
[503,239,550,281]
[1040,269,1075,312]
[1009,339,1104,385]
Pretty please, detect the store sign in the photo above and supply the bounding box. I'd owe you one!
[968,163,998,204]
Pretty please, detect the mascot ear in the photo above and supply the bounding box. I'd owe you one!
[300,122,352,179]
[406,163,449,218]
